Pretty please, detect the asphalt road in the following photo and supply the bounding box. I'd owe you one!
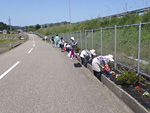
[0,34,134,113]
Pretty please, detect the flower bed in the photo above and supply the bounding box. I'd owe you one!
[102,69,150,111]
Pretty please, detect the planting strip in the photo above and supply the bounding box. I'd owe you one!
[77,57,149,113]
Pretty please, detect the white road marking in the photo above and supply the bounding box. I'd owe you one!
[33,42,35,47]
[33,36,35,47]
[28,48,33,53]
[0,61,20,80]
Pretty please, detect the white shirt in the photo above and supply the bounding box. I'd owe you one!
[92,56,108,72]
[80,50,92,59]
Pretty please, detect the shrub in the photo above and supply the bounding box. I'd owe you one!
[117,70,144,85]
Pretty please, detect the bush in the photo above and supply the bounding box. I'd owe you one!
[117,70,144,85]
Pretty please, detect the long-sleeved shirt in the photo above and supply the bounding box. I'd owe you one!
[54,36,60,42]
[92,56,109,72]
[69,41,76,49]
[80,49,92,61]
[59,39,64,45]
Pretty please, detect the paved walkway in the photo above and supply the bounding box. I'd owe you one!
[0,34,134,113]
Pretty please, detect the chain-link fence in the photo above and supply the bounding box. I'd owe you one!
[35,22,150,78]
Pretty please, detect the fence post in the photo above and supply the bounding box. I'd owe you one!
[101,27,103,56]
[80,30,82,50]
[138,22,141,74]
[114,25,117,69]
[92,29,93,49]
[85,30,87,49]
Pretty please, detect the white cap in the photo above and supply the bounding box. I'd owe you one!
[71,37,74,41]
[90,49,96,56]
[105,54,114,62]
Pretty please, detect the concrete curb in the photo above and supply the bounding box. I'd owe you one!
[77,57,149,113]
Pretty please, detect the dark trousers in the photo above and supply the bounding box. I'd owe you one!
[81,57,87,67]
[93,70,101,81]
[60,44,64,52]
[66,48,70,53]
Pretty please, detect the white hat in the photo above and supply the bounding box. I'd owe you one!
[71,37,74,41]
[90,49,96,56]
[105,54,114,62]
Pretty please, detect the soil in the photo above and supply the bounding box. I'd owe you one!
[101,69,150,111]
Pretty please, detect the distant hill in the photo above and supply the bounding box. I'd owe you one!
[11,26,22,29]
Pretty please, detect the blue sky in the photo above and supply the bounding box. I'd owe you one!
[0,0,149,26]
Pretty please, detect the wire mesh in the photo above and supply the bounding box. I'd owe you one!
[86,30,92,50]
[66,33,70,42]
[93,29,101,55]
[37,22,150,77]
[140,24,150,75]
[102,28,115,56]
[76,32,81,49]
[81,31,85,49]
[116,25,139,70]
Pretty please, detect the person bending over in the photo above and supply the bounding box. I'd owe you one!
[80,49,96,67]
[92,54,114,81]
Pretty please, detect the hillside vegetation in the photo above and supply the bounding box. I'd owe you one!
[37,11,150,75]
[37,11,150,35]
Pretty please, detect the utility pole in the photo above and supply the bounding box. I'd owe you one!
[9,16,12,39]
[126,2,128,12]
[69,0,71,26]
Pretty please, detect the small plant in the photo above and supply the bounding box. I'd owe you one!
[117,70,142,85]
[143,91,150,98]
[135,86,144,92]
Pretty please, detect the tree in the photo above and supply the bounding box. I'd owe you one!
[0,22,9,30]
[44,24,47,28]
[57,22,61,26]
[28,25,35,31]
[35,24,41,30]
[63,22,69,25]
[49,24,54,27]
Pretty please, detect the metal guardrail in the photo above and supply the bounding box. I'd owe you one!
[34,32,45,39]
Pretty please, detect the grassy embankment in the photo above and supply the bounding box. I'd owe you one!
[37,12,150,75]
[0,34,29,54]
[37,12,150,35]
[0,34,22,46]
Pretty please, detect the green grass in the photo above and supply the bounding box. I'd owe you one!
[0,34,24,46]
[0,34,20,39]
[0,34,28,54]
[0,39,17,46]
[37,11,150,36]
[36,11,150,76]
